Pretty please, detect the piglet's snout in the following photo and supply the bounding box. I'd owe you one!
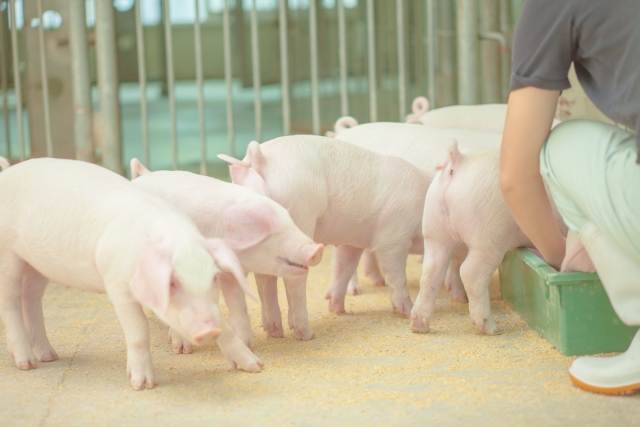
[191,321,222,345]
[306,244,325,267]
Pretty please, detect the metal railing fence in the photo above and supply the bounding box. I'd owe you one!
[0,0,520,175]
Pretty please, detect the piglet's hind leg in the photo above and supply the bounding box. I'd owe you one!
[376,246,413,317]
[459,249,502,335]
[410,239,453,333]
[0,255,37,370]
[21,265,58,362]
[325,245,364,313]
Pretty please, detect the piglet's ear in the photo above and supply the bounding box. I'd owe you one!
[131,247,172,314]
[224,199,283,251]
[130,158,150,180]
[229,166,268,195]
[206,239,259,302]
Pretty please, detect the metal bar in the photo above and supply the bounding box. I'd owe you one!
[438,0,456,106]
[498,0,511,102]
[69,0,94,162]
[479,31,509,101]
[0,5,11,158]
[480,0,501,103]
[135,0,149,166]
[250,0,262,142]
[194,0,206,175]
[9,0,24,160]
[456,0,478,105]
[36,0,53,157]
[162,0,177,170]
[395,0,406,121]
[95,0,122,172]
[278,0,290,135]
[426,0,436,108]
[366,0,377,122]
[223,0,234,156]
[337,0,348,116]
[309,0,320,134]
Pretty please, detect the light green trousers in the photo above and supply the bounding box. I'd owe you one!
[540,120,640,326]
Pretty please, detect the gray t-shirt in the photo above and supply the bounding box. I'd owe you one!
[510,0,640,162]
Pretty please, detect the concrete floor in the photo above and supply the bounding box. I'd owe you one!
[1,248,638,427]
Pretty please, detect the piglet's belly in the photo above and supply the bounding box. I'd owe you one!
[19,252,106,294]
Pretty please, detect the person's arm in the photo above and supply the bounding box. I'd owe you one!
[500,86,565,269]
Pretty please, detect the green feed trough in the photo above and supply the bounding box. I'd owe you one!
[499,248,638,357]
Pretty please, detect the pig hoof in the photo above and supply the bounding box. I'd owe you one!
[129,376,156,391]
[327,297,346,314]
[324,290,346,313]
[373,279,386,287]
[169,328,194,354]
[172,342,194,355]
[235,354,264,373]
[291,324,314,341]
[477,318,501,336]
[392,297,413,317]
[346,282,362,296]
[11,350,38,370]
[452,293,469,304]
[263,322,284,338]
[223,340,264,373]
[15,359,38,370]
[127,358,156,390]
[35,348,59,362]
[409,316,431,333]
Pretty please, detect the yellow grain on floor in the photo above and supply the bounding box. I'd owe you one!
[0,247,638,426]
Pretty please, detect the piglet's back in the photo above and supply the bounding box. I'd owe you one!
[0,159,197,288]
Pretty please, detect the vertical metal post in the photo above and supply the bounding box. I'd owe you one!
[480,0,500,103]
[9,0,24,160]
[337,0,348,116]
[69,0,94,162]
[135,0,149,166]
[223,0,234,156]
[426,0,436,108]
[366,0,377,122]
[250,0,262,142]
[309,0,320,135]
[194,0,206,175]
[278,0,290,135]
[456,0,478,105]
[0,5,11,158]
[395,0,406,120]
[95,0,122,172]
[499,0,511,102]
[36,0,53,157]
[438,0,456,106]
[162,0,177,170]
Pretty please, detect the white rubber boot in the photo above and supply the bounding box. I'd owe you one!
[569,329,640,395]
[567,221,640,395]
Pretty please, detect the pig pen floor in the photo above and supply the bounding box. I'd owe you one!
[1,248,638,427]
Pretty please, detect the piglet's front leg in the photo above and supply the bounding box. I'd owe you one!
[108,289,155,390]
[219,273,254,349]
[216,317,264,373]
